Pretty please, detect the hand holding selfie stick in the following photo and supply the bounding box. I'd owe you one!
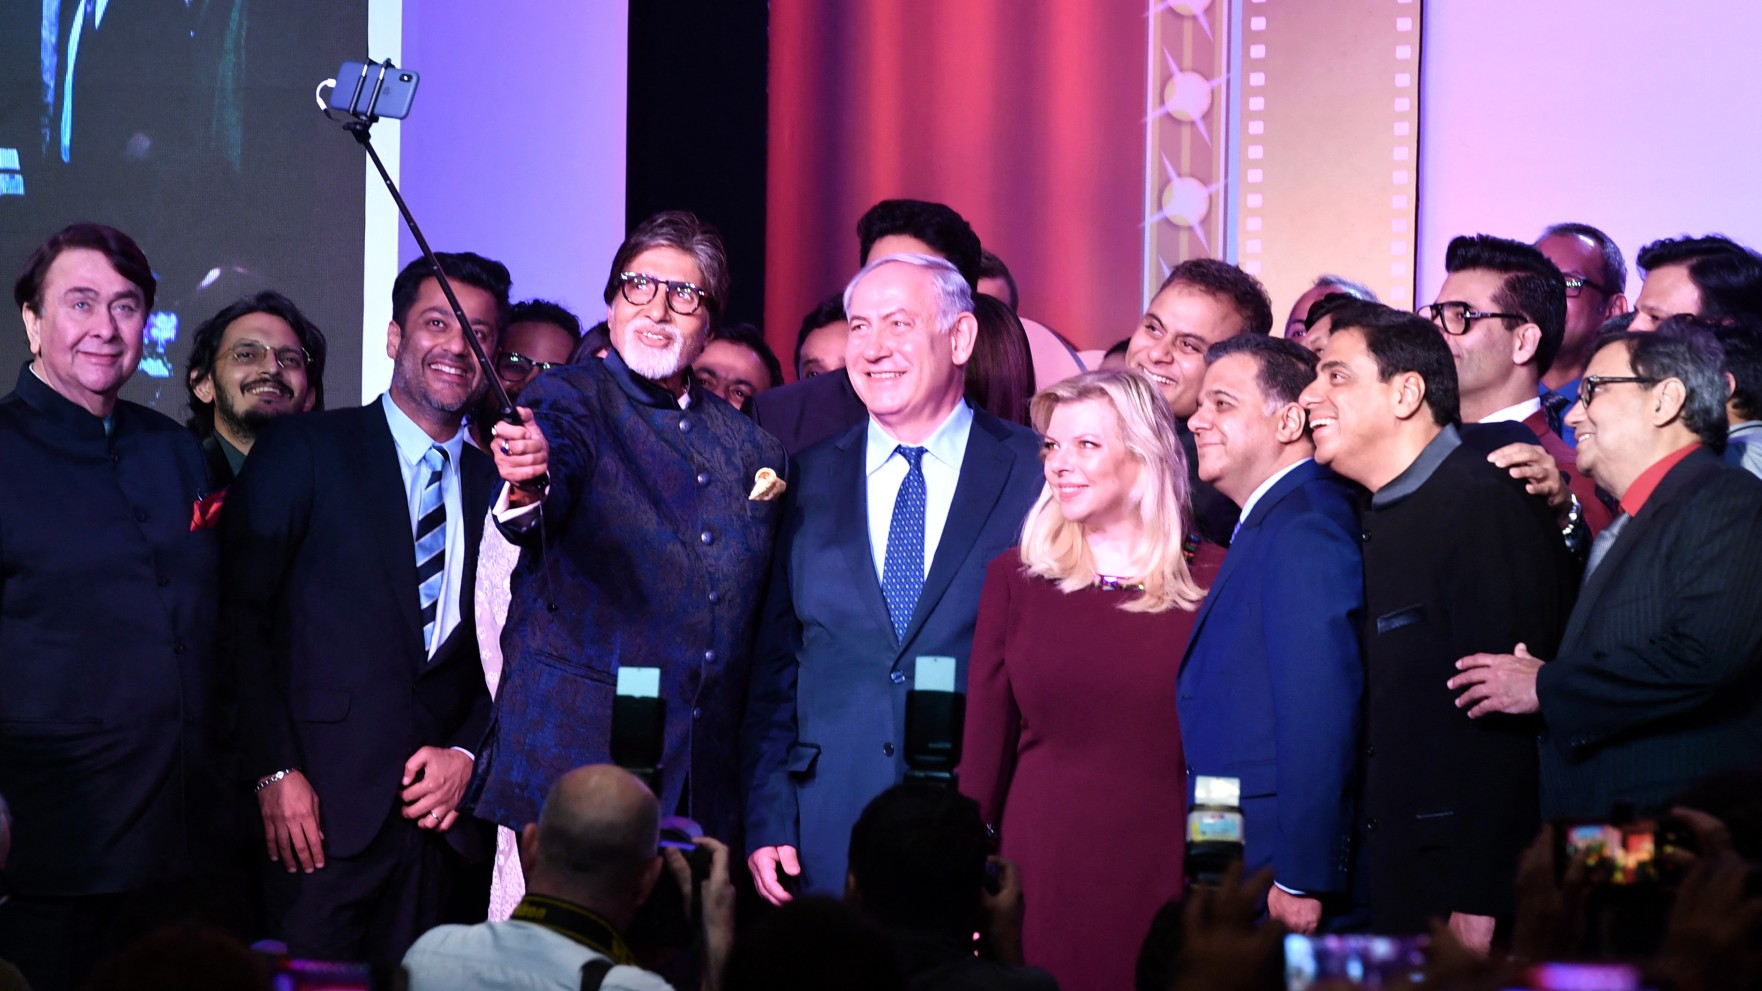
[322,59,519,427]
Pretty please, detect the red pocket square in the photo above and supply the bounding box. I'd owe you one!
[190,489,227,531]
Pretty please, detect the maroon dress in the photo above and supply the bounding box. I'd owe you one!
[961,546,1221,991]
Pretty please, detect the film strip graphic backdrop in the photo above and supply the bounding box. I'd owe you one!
[1145,0,1424,324]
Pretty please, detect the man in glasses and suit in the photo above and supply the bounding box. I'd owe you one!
[184,290,328,488]
[1452,319,1762,823]
[477,212,787,905]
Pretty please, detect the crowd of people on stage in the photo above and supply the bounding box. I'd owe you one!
[1,198,1761,991]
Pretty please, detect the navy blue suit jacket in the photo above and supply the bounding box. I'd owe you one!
[1177,460,1364,895]
[742,406,1044,893]
[470,351,787,847]
[221,402,496,859]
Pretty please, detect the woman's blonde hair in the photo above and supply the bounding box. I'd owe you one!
[1018,370,1204,613]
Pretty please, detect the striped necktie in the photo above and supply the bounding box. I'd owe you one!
[881,446,928,642]
[415,445,448,654]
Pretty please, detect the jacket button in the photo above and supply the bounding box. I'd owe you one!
[134,508,149,522]
[1365,744,1375,757]
[700,530,714,545]
[1360,530,1371,542]
[704,649,717,663]
[679,418,692,434]
[708,590,719,604]
[882,743,895,757]
[109,452,121,464]
[696,472,711,486]
[546,601,559,613]
[890,671,905,684]
[1366,817,1379,832]
[156,574,171,587]
[172,641,186,655]
[692,707,702,719]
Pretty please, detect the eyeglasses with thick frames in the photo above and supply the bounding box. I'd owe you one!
[1576,375,1658,408]
[618,272,709,316]
[225,342,309,371]
[496,351,563,378]
[1563,274,1616,299]
[1418,301,1526,336]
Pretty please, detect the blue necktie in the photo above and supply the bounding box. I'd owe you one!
[415,445,448,654]
[881,446,928,642]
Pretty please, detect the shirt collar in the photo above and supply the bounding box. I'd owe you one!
[1618,442,1701,517]
[1371,423,1462,507]
[1541,377,1581,402]
[16,361,113,437]
[1237,457,1312,527]
[381,393,466,467]
[865,401,975,476]
[1481,397,1543,424]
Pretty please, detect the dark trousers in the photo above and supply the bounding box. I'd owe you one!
[261,810,476,967]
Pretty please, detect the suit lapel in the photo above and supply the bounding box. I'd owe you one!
[896,413,1015,656]
[1180,461,1314,668]
[831,427,895,636]
[356,405,427,659]
[1562,451,1716,647]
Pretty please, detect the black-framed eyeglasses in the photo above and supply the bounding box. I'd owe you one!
[1577,374,1658,408]
[1418,301,1527,336]
[225,342,309,371]
[495,351,563,379]
[1563,274,1616,299]
[618,272,709,316]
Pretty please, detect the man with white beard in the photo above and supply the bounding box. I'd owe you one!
[469,212,787,896]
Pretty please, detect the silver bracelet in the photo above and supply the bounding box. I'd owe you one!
[255,768,297,793]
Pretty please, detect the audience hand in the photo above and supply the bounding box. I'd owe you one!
[400,746,472,830]
[1170,864,1285,991]
[1486,443,1568,512]
[490,407,549,504]
[1652,856,1762,991]
[747,844,801,905]
[258,770,325,873]
[697,837,738,991]
[1267,885,1322,934]
[1446,911,1496,956]
[978,856,1027,966]
[1511,827,1588,962]
[1450,644,1543,717]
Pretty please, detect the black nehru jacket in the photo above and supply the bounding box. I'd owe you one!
[1358,425,1575,933]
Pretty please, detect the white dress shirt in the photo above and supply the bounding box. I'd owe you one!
[865,402,974,581]
[1234,457,1312,535]
[1480,396,1543,424]
[383,393,469,658]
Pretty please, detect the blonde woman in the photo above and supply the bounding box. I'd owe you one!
[959,369,1221,991]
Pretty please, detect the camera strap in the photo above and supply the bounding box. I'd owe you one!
[511,894,638,966]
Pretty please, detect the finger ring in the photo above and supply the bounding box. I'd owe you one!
[429,810,442,821]
[500,441,511,455]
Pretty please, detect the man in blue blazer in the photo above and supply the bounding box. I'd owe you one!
[1180,335,1364,933]
[742,254,1044,901]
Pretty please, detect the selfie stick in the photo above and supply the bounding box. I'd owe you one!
[325,60,518,426]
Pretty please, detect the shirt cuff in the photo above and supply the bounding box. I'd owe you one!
[492,482,546,526]
[1274,881,1308,896]
[450,746,476,762]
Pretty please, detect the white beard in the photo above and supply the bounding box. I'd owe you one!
[618,322,703,382]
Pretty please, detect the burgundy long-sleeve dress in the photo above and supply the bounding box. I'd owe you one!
[960,545,1221,991]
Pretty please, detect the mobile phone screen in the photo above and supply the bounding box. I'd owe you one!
[1560,822,1658,885]
[1283,933,1427,990]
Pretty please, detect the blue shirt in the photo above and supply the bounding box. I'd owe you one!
[864,401,975,581]
[381,393,468,657]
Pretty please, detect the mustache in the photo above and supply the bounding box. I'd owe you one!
[241,375,293,398]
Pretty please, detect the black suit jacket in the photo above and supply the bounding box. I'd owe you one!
[1359,435,1575,931]
[749,368,868,455]
[220,401,495,858]
[0,366,223,895]
[1538,448,1762,819]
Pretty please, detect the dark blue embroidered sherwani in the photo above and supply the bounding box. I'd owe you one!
[470,350,787,846]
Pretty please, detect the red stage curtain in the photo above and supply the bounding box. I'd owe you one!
[766,0,1150,372]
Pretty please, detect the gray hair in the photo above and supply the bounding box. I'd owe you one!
[1540,222,1627,295]
[1313,274,1379,302]
[1596,319,1729,452]
[843,253,974,334]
